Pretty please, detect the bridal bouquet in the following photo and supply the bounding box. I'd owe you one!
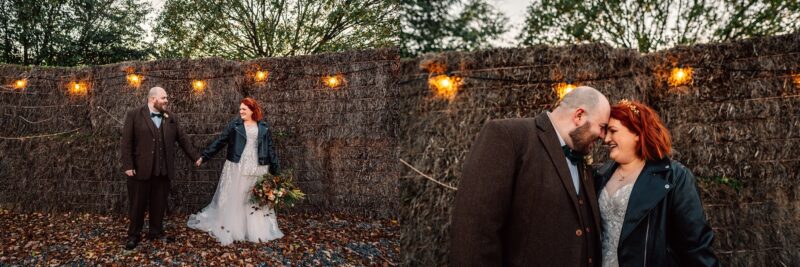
[251,170,305,211]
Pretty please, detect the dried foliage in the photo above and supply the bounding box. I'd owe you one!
[0,209,399,265]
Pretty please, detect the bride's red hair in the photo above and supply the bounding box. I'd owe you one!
[241,97,263,121]
[610,100,671,160]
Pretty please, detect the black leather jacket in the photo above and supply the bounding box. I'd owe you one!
[201,118,280,175]
[595,157,719,267]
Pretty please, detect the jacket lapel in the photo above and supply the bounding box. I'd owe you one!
[617,158,672,243]
[534,113,580,208]
[161,112,172,138]
[234,119,247,139]
[140,106,158,138]
[256,121,266,145]
[580,163,603,235]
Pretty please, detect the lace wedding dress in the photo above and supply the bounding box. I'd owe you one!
[187,124,283,245]
[599,183,635,267]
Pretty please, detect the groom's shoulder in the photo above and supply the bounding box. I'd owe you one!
[484,117,537,134]
[125,106,145,117]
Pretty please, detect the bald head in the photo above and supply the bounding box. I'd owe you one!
[556,86,609,114]
[148,87,166,99]
[550,86,610,153]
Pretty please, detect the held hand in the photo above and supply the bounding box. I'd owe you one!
[195,158,203,167]
[125,169,136,177]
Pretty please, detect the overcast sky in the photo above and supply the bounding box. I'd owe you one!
[142,0,165,42]
[488,0,530,47]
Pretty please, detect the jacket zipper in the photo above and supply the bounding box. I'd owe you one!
[235,127,247,138]
[644,214,650,267]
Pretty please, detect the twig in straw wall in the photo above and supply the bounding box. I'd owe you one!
[0,128,80,140]
[96,106,123,125]
[399,158,457,191]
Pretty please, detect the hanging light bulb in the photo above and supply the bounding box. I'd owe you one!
[192,80,206,93]
[13,79,27,89]
[255,70,268,82]
[322,74,345,89]
[669,67,693,86]
[554,81,578,99]
[68,81,88,95]
[428,74,461,100]
[126,73,143,87]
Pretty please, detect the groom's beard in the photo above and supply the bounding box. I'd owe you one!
[569,122,596,154]
[154,101,168,113]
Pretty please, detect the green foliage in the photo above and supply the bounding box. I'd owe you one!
[400,0,508,57]
[698,175,742,192]
[152,0,397,59]
[0,0,153,66]
[518,0,800,52]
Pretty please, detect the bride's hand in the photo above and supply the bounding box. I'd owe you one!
[195,158,203,167]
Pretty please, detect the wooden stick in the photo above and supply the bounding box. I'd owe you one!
[16,115,55,124]
[96,106,123,125]
[0,128,80,140]
[399,158,457,191]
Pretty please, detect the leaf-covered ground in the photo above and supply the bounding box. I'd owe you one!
[0,209,398,266]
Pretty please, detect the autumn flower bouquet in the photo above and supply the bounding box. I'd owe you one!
[251,170,305,211]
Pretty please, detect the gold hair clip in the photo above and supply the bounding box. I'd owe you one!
[619,99,640,116]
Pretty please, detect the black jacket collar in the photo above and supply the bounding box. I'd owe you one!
[597,157,673,243]
[232,117,268,139]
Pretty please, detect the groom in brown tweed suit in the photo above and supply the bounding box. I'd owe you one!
[120,86,201,250]
[450,87,611,266]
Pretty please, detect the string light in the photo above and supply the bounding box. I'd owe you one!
[428,74,461,100]
[255,70,268,82]
[13,79,27,89]
[669,67,692,86]
[192,80,206,93]
[792,74,800,88]
[126,74,143,87]
[68,81,88,95]
[322,74,345,89]
[554,82,578,99]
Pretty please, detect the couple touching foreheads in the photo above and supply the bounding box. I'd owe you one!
[450,86,720,267]
[120,86,283,250]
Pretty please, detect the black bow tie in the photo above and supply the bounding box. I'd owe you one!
[562,145,583,165]
[150,113,163,118]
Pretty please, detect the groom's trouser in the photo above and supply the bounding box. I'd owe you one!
[127,174,170,238]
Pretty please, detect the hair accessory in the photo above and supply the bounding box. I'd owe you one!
[619,99,640,116]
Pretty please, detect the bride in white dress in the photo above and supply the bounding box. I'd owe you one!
[188,98,283,245]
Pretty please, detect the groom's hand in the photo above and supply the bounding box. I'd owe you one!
[125,169,136,177]
[195,158,203,167]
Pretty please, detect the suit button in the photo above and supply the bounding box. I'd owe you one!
[576,229,583,237]
[579,199,584,205]
[152,139,155,141]
[589,257,593,264]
